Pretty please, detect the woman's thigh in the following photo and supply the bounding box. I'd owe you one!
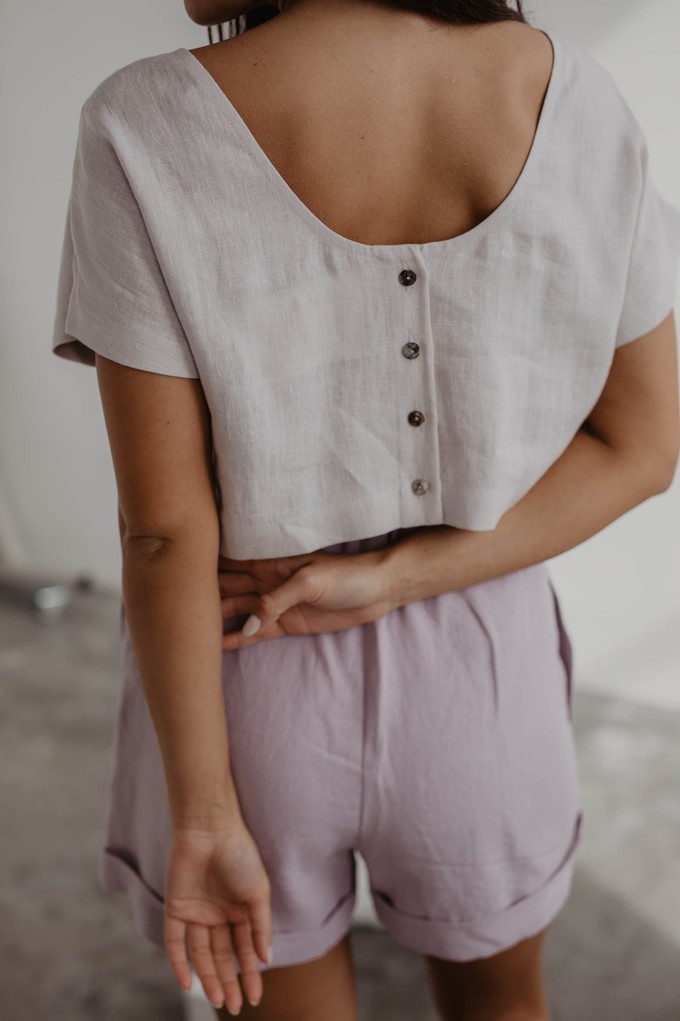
[213,931,359,1021]
[424,928,552,1020]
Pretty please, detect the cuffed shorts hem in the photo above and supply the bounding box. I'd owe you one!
[369,811,582,963]
[98,846,357,970]
[98,848,167,950]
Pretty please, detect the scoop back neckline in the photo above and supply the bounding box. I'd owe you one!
[173,26,562,256]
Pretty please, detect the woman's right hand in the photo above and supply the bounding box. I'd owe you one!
[163,821,274,1014]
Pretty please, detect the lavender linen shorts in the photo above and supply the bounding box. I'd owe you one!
[98,526,584,967]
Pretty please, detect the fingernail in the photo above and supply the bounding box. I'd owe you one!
[242,614,261,637]
[267,944,273,965]
[248,996,261,1006]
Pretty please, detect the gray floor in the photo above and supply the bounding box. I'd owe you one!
[2,584,679,1021]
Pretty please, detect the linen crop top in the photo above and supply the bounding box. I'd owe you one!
[51,28,680,558]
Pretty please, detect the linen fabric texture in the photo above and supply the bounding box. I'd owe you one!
[51,28,680,559]
[101,530,583,966]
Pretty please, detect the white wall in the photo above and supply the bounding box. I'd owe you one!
[0,2,211,585]
[1,0,679,711]
[540,0,680,712]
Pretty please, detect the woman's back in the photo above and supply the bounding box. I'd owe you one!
[52,13,680,559]
[189,11,555,247]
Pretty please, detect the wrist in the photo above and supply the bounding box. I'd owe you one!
[172,815,245,838]
[170,782,243,835]
[375,526,460,611]
[373,544,409,613]
[172,807,244,835]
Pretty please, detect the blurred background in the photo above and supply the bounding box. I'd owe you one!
[1,0,679,1018]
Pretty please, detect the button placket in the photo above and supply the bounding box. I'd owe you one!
[398,267,429,497]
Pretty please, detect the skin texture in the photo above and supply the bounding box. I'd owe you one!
[209,930,552,1020]
[212,931,361,1020]
[99,2,680,1015]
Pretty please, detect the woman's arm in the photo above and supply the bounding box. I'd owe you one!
[97,356,240,832]
[122,534,241,828]
[99,356,272,1009]
[379,312,680,607]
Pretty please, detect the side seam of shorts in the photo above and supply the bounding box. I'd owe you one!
[547,576,575,721]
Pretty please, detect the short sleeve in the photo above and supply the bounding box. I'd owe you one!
[51,100,200,377]
[615,127,680,348]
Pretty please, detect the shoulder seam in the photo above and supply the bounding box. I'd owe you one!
[79,50,169,124]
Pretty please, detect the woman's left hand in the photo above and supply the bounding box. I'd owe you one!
[164,821,272,1013]
[217,549,394,651]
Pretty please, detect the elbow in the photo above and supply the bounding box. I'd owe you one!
[651,446,680,493]
[605,429,680,496]
[123,533,177,561]
[641,436,680,494]
[123,522,220,562]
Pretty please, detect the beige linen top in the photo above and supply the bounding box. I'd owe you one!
[52,28,680,559]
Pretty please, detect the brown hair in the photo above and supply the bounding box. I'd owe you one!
[370,0,526,24]
[234,0,527,33]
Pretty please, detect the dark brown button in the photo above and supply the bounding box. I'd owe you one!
[408,410,425,427]
[398,269,417,286]
[412,478,429,495]
[402,341,420,359]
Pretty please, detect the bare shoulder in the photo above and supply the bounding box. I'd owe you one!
[488,21,557,111]
[520,23,557,88]
[457,21,557,177]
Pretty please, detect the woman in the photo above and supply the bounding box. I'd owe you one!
[51,0,680,1016]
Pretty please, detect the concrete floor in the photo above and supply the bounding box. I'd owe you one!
[2,584,680,1021]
